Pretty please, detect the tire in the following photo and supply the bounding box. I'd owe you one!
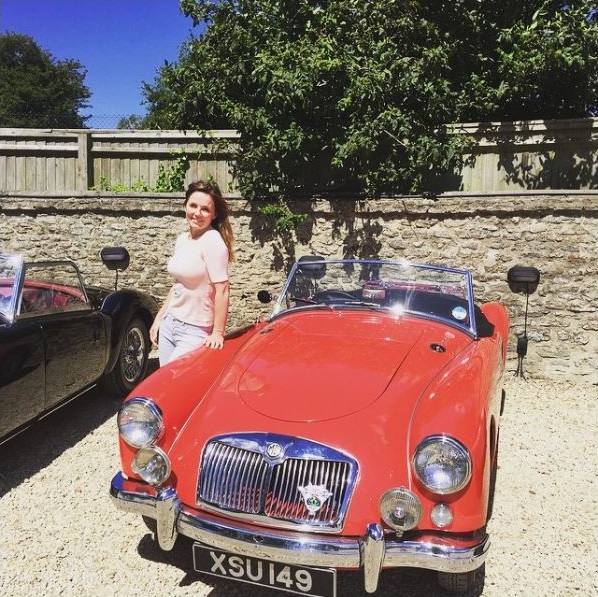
[103,317,150,396]
[437,564,485,597]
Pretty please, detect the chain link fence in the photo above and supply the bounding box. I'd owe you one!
[0,114,146,129]
[86,114,146,129]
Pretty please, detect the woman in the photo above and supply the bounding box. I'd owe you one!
[150,180,234,365]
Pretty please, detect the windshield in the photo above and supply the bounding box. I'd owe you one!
[0,255,89,323]
[271,258,478,336]
[0,254,24,323]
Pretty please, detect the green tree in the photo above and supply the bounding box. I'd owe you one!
[117,114,145,130]
[143,0,597,197]
[0,32,91,128]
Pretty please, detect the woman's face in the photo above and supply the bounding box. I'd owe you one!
[185,191,216,238]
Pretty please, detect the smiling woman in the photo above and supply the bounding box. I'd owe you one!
[149,180,235,364]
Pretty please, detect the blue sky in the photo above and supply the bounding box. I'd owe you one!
[0,0,197,125]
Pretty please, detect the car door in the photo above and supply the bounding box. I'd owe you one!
[0,321,45,440]
[42,310,107,405]
[21,262,109,409]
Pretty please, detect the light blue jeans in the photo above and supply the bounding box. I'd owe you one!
[158,312,212,365]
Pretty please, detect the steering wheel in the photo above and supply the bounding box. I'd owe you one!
[312,290,358,303]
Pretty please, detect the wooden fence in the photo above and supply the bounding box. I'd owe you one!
[0,129,241,194]
[0,118,596,194]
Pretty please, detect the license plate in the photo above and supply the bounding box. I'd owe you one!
[193,543,337,597]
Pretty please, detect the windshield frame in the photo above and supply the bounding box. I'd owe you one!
[269,258,479,338]
[0,254,25,324]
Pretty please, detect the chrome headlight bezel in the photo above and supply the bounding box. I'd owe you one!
[412,435,472,495]
[117,397,164,448]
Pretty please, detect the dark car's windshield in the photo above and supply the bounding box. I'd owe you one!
[271,258,478,336]
[0,254,89,323]
[0,254,23,323]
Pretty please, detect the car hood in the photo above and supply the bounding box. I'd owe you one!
[229,311,465,422]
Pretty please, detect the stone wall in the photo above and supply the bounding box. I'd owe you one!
[1,190,596,383]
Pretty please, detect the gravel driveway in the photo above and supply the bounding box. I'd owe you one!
[1,371,596,597]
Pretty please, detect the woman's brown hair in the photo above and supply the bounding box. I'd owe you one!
[185,180,234,262]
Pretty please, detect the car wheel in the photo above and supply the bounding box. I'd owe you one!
[437,564,485,596]
[103,317,150,396]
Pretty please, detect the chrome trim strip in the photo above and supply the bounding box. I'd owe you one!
[111,473,489,592]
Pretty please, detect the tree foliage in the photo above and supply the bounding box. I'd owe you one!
[0,32,91,128]
[143,0,597,197]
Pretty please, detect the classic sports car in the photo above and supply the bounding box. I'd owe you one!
[110,257,534,597]
[0,247,158,445]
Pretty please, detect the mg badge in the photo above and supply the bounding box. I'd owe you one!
[298,484,332,515]
[266,443,283,458]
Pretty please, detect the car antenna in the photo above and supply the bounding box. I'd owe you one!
[507,266,541,379]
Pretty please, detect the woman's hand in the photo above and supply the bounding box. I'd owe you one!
[149,321,160,346]
[204,329,224,349]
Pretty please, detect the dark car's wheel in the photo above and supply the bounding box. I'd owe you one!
[437,564,485,596]
[103,317,150,396]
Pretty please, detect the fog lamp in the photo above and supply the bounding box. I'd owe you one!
[132,447,171,486]
[379,487,422,531]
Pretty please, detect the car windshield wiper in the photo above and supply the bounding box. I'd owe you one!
[290,296,319,304]
[290,296,334,310]
[341,300,388,310]
[291,296,385,310]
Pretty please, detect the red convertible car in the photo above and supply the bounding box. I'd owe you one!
[110,257,532,597]
[0,247,158,445]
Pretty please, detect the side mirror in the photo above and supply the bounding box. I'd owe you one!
[507,265,541,379]
[100,247,130,271]
[507,265,540,294]
[297,255,326,279]
[100,247,130,291]
[257,290,272,304]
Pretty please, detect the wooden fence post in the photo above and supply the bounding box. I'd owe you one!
[76,131,93,191]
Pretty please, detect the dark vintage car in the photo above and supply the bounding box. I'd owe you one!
[0,247,158,445]
[110,257,538,597]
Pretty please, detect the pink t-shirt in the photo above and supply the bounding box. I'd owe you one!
[166,229,229,327]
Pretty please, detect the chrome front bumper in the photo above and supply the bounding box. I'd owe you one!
[110,472,489,594]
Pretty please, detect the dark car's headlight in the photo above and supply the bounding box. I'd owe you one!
[412,435,472,495]
[117,397,163,448]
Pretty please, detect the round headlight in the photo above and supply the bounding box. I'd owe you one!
[132,447,171,485]
[118,398,163,448]
[413,435,472,495]
[379,487,422,531]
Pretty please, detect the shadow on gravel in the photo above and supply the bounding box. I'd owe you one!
[0,358,159,498]
[0,386,120,497]
[135,531,452,597]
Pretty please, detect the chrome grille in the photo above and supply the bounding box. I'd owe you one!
[197,434,357,531]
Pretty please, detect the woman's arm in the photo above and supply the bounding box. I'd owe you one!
[204,280,230,349]
[150,286,175,346]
